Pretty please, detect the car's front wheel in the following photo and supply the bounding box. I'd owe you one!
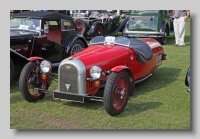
[103,71,130,116]
[69,40,85,56]
[19,61,48,102]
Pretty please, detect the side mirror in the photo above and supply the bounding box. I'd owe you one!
[121,14,126,19]
[44,24,49,33]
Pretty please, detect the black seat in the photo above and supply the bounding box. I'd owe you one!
[129,38,153,62]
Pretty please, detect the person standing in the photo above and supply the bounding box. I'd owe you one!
[172,10,190,46]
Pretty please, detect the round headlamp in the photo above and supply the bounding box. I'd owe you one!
[40,60,51,73]
[90,66,102,80]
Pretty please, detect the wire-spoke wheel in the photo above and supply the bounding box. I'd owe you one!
[69,40,85,56]
[19,61,48,102]
[103,71,130,116]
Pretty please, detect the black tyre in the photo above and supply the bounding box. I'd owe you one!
[69,39,85,56]
[19,61,48,102]
[160,27,168,44]
[92,24,104,37]
[103,71,130,116]
[10,58,15,84]
[74,19,88,37]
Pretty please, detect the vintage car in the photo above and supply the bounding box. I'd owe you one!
[72,10,129,38]
[123,10,174,44]
[10,11,88,83]
[19,36,167,116]
[185,67,190,93]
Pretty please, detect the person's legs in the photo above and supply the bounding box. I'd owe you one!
[173,18,180,45]
[178,17,186,46]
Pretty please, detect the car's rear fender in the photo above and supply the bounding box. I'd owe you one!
[87,21,103,36]
[66,34,88,55]
[111,66,135,96]
[160,20,169,36]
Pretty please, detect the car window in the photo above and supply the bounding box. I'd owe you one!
[10,18,41,31]
[62,20,75,31]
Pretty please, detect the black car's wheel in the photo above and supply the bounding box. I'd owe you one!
[19,61,48,102]
[103,71,130,116]
[160,27,168,44]
[69,40,85,56]
[74,19,88,37]
[93,24,104,37]
[10,58,15,84]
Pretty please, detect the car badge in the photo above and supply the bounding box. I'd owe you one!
[66,65,71,69]
[65,84,70,91]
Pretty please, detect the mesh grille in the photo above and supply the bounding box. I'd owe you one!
[59,64,78,94]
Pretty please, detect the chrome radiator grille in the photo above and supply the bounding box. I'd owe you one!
[59,64,78,94]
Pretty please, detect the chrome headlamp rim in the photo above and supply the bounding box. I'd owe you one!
[40,60,52,73]
[90,66,102,80]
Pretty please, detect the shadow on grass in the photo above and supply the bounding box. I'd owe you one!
[121,101,162,117]
[133,67,181,98]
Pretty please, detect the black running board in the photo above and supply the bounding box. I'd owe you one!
[135,73,153,84]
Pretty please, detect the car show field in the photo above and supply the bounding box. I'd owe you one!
[10,11,190,129]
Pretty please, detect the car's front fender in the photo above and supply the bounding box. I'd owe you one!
[66,34,88,56]
[27,56,44,61]
[160,20,169,36]
[87,21,103,36]
[111,66,135,96]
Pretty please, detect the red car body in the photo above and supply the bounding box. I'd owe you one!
[19,36,166,116]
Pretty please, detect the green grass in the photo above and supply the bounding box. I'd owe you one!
[10,19,190,130]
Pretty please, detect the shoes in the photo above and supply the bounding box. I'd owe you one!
[172,44,178,46]
[177,44,185,47]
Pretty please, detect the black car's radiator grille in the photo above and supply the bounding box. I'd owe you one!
[59,64,78,94]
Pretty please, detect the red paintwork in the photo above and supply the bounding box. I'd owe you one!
[72,38,164,95]
[28,56,44,61]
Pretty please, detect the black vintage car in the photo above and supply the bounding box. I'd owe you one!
[10,11,88,83]
[72,10,129,38]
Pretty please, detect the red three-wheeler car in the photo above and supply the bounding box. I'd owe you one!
[19,36,167,116]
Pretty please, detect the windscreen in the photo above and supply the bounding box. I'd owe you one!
[90,36,130,46]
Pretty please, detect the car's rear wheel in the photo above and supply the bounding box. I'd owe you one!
[19,61,48,102]
[10,58,15,84]
[103,71,130,116]
[69,40,85,56]
[93,24,104,37]
[74,19,88,37]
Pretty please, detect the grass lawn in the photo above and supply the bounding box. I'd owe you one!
[10,18,190,129]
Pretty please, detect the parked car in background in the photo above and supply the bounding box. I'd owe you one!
[10,11,88,84]
[72,10,129,38]
[19,36,167,116]
[123,10,174,44]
